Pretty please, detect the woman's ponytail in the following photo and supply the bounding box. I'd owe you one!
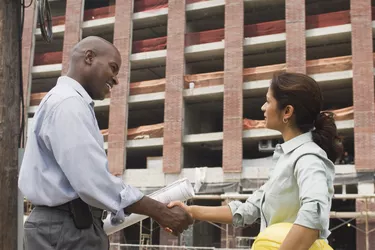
[312,112,343,162]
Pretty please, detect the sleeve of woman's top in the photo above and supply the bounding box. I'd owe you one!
[293,154,334,239]
[227,187,264,227]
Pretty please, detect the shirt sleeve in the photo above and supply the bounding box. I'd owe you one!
[293,154,334,239]
[40,96,144,225]
[228,186,264,227]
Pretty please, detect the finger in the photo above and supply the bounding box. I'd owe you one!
[169,226,181,236]
[176,227,184,235]
[177,224,185,235]
[170,224,182,235]
[166,227,179,237]
[167,201,181,208]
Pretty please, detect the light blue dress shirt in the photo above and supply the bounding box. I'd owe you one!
[228,132,335,239]
[18,76,144,224]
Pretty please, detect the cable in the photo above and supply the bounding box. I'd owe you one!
[24,0,33,8]
[18,0,52,147]
[19,0,35,148]
[37,0,53,43]
[19,0,25,148]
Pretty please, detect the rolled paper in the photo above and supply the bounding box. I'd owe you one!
[103,178,195,235]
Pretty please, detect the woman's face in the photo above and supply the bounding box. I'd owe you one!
[261,88,284,131]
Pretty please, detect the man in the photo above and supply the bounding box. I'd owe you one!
[19,36,193,250]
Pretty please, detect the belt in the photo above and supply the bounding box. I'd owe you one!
[38,202,108,220]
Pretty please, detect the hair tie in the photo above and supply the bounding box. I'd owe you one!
[314,111,334,129]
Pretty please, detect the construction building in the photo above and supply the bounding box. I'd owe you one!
[22,0,375,249]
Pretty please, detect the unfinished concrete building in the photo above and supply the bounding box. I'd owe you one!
[22,0,375,249]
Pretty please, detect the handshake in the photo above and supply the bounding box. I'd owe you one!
[152,201,193,236]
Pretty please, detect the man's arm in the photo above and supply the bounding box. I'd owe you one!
[41,97,192,234]
[41,97,143,212]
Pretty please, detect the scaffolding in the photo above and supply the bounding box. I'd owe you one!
[140,219,153,245]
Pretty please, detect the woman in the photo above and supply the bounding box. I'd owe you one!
[168,72,343,250]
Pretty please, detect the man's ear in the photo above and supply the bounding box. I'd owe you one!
[284,105,294,120]
[84,50,95,65]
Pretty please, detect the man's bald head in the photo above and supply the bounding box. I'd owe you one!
[69,36,120,66]
[66,36,122,100]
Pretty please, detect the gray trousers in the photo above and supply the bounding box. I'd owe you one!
[24,206,109,250]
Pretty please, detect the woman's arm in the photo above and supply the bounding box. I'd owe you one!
[168,186,264,226]
[190,205,233,224]
[279,224,319,250]
[282,154,335,249]
[167,201,233,224]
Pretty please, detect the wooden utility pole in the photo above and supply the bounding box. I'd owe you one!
[0,0,21,249]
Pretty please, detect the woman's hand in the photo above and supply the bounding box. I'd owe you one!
[167,201,193,218]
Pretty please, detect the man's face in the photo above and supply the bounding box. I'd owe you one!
[88,47,121,100]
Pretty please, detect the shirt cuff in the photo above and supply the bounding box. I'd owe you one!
[110,185,145,226]
[228,200,247,227]
[294,202,330,239]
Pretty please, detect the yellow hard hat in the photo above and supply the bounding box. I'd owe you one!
[252,223,333,250]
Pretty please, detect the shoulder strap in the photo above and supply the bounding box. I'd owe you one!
[288,142,329,174]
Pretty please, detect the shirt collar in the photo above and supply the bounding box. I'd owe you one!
[57,76,94,107]
[280,132,313,154]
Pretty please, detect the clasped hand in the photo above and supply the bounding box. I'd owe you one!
[153,201,193,236]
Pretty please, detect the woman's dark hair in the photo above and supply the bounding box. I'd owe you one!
[270,72,343,162]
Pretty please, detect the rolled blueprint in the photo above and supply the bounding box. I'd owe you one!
[103,178,195,235]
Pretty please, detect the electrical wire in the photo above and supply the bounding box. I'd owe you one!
[19,0,52,148]
[37,0,53,43]
[19,0,36,148]
[24,0,33,8]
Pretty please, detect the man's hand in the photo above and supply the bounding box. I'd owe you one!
[153,205,194,236]
[124,196,193,236]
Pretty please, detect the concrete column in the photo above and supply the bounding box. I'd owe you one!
[351,0,375,172]
[107,0,134,176]
[61,0,84,75]
[222,0,244,173]
[163,0,186,173]
[285,0,306,73]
